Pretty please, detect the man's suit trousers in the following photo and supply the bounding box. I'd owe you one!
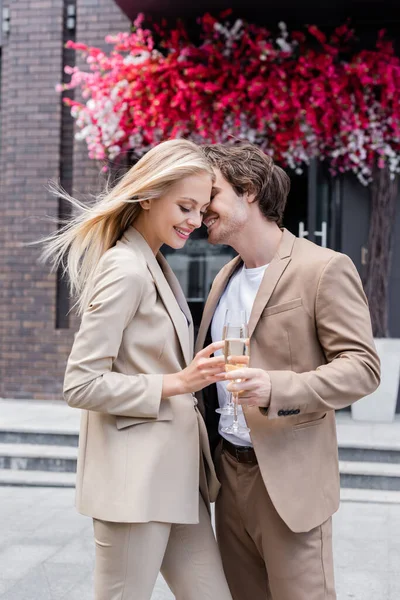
[216,448,336,600]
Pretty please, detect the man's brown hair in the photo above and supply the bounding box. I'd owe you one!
[202,143,291,225]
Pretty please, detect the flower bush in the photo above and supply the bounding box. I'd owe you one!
[58,13,400,185]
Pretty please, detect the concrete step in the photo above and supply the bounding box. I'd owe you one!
[2,472,400,500]
[340,487,400,504]
[339,460,400,491]
[0,468,76,487]
[0,405,399,495]
[0,447,400,496]
[1,430,399,463]
[0,429,78,447]
[0,443,77,473]
[338,446,400,463]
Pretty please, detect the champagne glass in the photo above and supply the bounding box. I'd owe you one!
[215,309,239,417]
[220,310,251,435]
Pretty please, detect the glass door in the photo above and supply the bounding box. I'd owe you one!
[163,227,236,331]
[284,160,337,250]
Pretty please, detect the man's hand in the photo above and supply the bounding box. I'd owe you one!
[225,367,272,407]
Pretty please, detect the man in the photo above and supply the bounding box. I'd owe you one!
[195,143,380,600]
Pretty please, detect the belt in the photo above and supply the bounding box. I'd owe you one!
[222,439,258,465]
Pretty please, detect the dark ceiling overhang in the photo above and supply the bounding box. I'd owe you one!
[114,1,399,26]
[114,1,265,20]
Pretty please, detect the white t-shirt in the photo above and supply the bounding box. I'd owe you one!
[211,263,269,446]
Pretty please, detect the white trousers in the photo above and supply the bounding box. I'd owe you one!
[93,494,233,600]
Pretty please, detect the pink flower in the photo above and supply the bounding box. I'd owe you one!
[56,15,400,183]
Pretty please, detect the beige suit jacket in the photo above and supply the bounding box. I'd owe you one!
[196,228,380,533]
[64,226,219,524]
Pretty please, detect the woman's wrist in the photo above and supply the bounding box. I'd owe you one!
[162,372,187,398]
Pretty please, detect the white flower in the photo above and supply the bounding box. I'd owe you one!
[276,38,292,53]
[123,52,150,65]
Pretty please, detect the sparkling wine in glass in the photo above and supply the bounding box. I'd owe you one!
[220,310,251,435]
[215,310,247,416]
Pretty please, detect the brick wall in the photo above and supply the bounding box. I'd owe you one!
[73,0,130,196]
[0,0,130,399]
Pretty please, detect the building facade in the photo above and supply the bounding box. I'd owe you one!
[0,0,130,399]
[0,0,399,403]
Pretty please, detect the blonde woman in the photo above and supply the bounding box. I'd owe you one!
[41,140,233,600]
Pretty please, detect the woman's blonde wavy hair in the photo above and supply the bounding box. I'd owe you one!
[41,139,214,315]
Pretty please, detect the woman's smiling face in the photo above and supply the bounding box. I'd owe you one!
[136,172,213,253]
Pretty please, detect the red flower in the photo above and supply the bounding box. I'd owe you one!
[58,14,400,182]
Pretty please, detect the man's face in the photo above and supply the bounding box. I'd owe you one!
[203,169,248,245]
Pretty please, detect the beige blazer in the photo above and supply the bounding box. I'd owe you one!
[196,228,380,533]
[64,226,219,524]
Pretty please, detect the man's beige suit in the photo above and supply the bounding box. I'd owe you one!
[196,229,380,533]
[64,226,219,524]
[196,228,380,600]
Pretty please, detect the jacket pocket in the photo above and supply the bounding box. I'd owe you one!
[116,403,173,430]
[261,298,302,317]
[292,412,327,430]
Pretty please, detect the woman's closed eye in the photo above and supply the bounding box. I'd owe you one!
[179,206,207,218]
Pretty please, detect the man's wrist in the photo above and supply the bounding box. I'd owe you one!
[259,383,271,416]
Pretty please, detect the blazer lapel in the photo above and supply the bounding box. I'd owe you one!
[248,228,296,337]
[157,253,194,362]
[123,227,191,367]
[195,256,242,354]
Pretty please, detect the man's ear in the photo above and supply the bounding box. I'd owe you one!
[139,199,152,210]
[246,192,257,204]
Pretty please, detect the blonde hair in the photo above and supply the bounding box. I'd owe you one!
[41,139,213,315]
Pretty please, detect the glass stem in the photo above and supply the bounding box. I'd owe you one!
[233,391,239,430]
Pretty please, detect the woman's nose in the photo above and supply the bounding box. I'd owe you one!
[187,214,202,229]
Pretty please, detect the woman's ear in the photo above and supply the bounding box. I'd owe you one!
[139,199,152,211]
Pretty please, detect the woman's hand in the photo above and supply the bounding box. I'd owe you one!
[162,342,226,398]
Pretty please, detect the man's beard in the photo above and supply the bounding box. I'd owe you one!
[208,218,242,246]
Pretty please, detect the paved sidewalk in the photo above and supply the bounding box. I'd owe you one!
[0,487,171,600]
[0,486,399,600]
[1,399,399,597]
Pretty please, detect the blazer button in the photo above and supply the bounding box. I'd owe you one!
[278,410,285,417]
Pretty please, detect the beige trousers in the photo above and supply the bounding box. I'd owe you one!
[93,494,232,600]
[216,449,336,600]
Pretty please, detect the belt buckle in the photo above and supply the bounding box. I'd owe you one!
[235,445,252,463]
